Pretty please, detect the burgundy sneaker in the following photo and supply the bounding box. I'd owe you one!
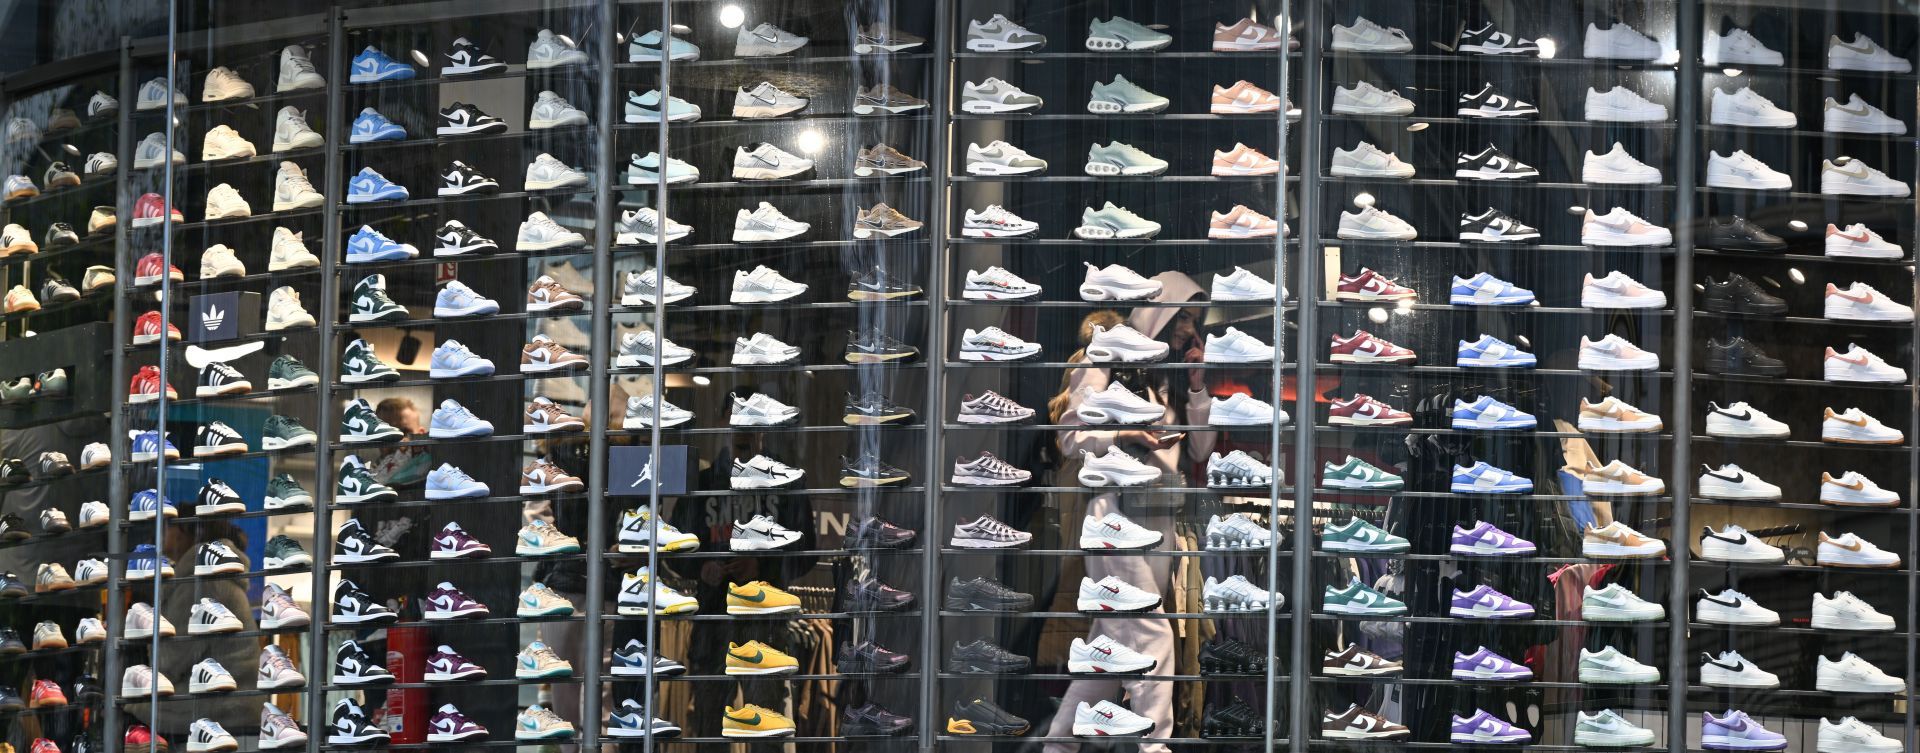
[1328,394,1412,426]
[1333,268,1416,301]
[423,582,491,620]
[430,522,491,560]
[845,516,917,549]
[427,704,489,742]
[425,645,487,682]
[1329,330,1417,363]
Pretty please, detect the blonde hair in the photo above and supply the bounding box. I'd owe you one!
[1047,310,1125,423]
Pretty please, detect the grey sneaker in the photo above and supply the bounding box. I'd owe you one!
[1075,202,1161,240]
[965,14,1045,52]
[853,204,923,239]
[616,207,691,245]
[854,83,928,115]
[736,22,808,57]
[854,144,925,176]
[1086,16,1171,51]
[1088,75,1168,114]
[1085,142,1168,176]
[966,141,1047,175]
[732,82,808,118]
[960,78,1043,114]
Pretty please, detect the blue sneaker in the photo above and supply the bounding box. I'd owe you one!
[346,225,418,263]
[425,463,490,500]
[1450,272,1534,305]
[347,167,409,204]
[129,490,177,521]
[1452,462,1533,494]
[128,430,178,462]
[1451,396,1537,430]
[1457,334,1535,368]
[349,108,407,143]
[126,544,173,579]
[350,46,415,83]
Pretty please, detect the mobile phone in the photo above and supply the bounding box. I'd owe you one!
[1153,431,1186,443]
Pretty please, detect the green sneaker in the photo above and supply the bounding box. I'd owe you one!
[1075,201,1162,239]
[340,397,403,443]
[1323,577,1407,615]
[261,415,316,450]
[1321,518,1410,553]
[1085,16,1171,51]
[340,338,398,384]
[267,355,318,390]
[0,377,32,403]
[264,473,313,510]
[263,535,312,570]
[36,369,67,398]
[1321,455,1403,490]
[1087,74,1168,114]
[1085,141,1168,176]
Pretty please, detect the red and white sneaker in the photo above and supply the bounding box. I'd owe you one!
[29,681,66,708]
[134,252,183,286]
[29,737,59,753]
[1334,268,1417,301]
[128,365,178,403]
[131,193,182,227]
[1329,393,1413,426]
[132,311,180,344]
[1330,330,1417,363]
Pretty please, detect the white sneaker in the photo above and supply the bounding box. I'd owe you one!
[1704,27,1782,66]
[202,67,255,102]
[265,286,316,331]
[1816,652,1903,693]
[1696,464,1781,500]
[1818,531,1901,568]
[1582,583,1663,621]
[527,29,590,68]
[1075,575,1161,612]
[1578,334,1658,371]
[1330,16,1412,52]
[1706,149,1791,189]
[1824,94,1906,135]
[277,44,325,91]
[1072,700,1154,737]
[1329,142,1414,177]
[517,211,585,250]
[1080,512,1162,550]
[1825,344,1905,383]
[1077,447,1160,487]
[730,265,807,303]
[1079,262,1161,301]
[1822,157,1910,197]
[1696,590,1779,626]
[1828,32,1911,72]
[1709,86,1795,128]
[1212,267,1278,302]
[271,107,324,152]
[1705,401,1788,437]
[730,455,804,490]
[269,228,318,270]
[199,244,245,279]
[1818,717,1902,753]
[1826,223,1904,259]
[623,395,692,430]
[964,141,1047,175]
[1581,271,1666,308]
[1699,524,1785,563]
[204,183,251,220]
[1582,143,1662,184]
[732,332,800,365]
[1337,206,1417,240]
[133,132,185,168]
[1067,635,1156,673]
[733,201,809,242]
[524,153,589,190]
[273,161,324,211]
[1330,81,1413,115]
[963,266,1041,299]
[1208,392,1278,426]
[1584,21,1661,59]
[529,91,589,129]
[1813,591,1895,631]
[1584,86,1667,122]
[616,330,692,367]
[1204,327,1274,363]
[1702,650,1780,687]
[730,514,802,550]
[201,125,256,161]
[1085,323,1169,363]
[732,142,814,180]
[1578,646,1659,683]
[1824,406,1903,444]
[960,204,1038,237]
[1074,382,1163,425]
[729,392,799,426]
[957,327,1040,361]
[1821,471,1900,507]
[1826,282,1913,321]
[1582,207,1672,246]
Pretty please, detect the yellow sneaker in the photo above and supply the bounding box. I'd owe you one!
[727,581,801,615]
[725,640,798,675]
[722,704,795,738]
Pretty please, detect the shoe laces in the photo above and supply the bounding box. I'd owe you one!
[280,169,315,193]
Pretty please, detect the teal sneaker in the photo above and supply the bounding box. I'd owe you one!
[1321,518,1410,553]
[267,354,318,390]
[1087,74,1169,114]
[1321,455,1403,490]
[1323,577,1407,615]
[264,473,313,510]
[35,369,67,398]
[1086,16,1172,52]
[1075,201,1161,239]
[1085,141,1168,177]
[261,415,316,450]
[0,377,32,403]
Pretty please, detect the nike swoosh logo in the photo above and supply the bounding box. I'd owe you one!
[733,590,766,602]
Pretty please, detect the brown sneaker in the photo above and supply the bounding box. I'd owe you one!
[854,144,925,177]
[1321,703,1409,740]
[853,203,923,239]
[527,274,584,312]
[520,334,587,373]
[520,456,584,494]
[523,396,585,434]
[1321,644,1403,676]
[853,83,928,115]
[1213,17,1286,52]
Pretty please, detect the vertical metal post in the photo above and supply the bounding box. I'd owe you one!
[102,37,137,753]
[1667,2,1701,751]
[306,10,348,750]
[1267,1,1293,747]
[148,3,181,721]
[642,0,673,750]
[580,0,618,747]
[1289,1,1326,749]
[921,0,954,746]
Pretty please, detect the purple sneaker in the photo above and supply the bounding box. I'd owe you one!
[1449,521,1537,556]
[1452,646,1533,680]
[1702,710,1786,750]
[1451,584,1535,618]
[423,582,491,620]
[425,645,487,682]
[1452,709,1531,744]
[427,703,489,742]
[431,521,492,559]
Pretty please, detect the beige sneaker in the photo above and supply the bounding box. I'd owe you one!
[520,334,587,373]
[1209,205,1278,239]
[1212,143,1281,176]
[2,223,37,256]
[526,274,585,312]
[1582,521,1666,558]
[1577,397,1662,433]
[515,704,576,740]
[515,520,582,557]
[200,244,246,279]
[514,641,573,678]
[34,563,74,593]
[523,396,585,434]
[1574,460,1667,496]
[3,285,38,313]
[204,183,252,220]
[853,203,923,239]
[1211,80,1281,114]
[517,583,576,617]
[86,206,115,236]
[1214,16,1287,51]
[520,457,584,494]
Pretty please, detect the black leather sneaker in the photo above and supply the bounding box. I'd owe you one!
[840,453,910,487]
[844,391,916,425]
[1200,636,1267,675]
[1703,274,1787,315]
[842,703,914,737]
[947,638,1030,674]
[1705,336,1786,376]
[845,328,919,363]
[1202,696,1264,739]
[1706,215,1787,252]
[841,576,915,613]
[836,640,911,674]
[0,628,24,654]
[943,576,1033,612]
[847,265,923,301]
[947,698,1028,736]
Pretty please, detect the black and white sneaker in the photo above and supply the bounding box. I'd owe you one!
[1456,22,1539,55]
[331,580,397,626]
[1455,143,1539,180]
[195,479,247,516]
[845,328,920,363]
[843,391,916,425]
[336,456,398,504]
[332,639,394,685]
[436,102,508,135]
[333,520,399,565]
[1457,83,1538,118]
[437,161,499,196]
[847,266,923,301]
[440,40,507,77]
[841,454,911,487]
[434,220,499,257]
[196,361,251,397]
[328,698,390,745]
[194,421,248,458]
[194,538,246,575]
[1459,208,1541,242]
[34,451,73,479]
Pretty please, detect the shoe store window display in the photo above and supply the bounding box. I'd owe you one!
[153,520,261,733]
[1041,273,1217,744]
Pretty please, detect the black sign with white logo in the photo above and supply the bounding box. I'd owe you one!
[609,445,689,495]
[190,292,238,342]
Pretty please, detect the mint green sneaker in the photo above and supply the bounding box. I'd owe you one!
[0,377,32,403]
[1323,577,1407,615]
[36,369,67,398]
[1085,16,1171,52]
[1321,518,1410,553]
[1085,141,1168,177]
[1322,456,1403,490]
[1087,74,1169,114]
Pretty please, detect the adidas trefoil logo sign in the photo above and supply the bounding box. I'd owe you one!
[189,291,248,343]
[201,304,226,332]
